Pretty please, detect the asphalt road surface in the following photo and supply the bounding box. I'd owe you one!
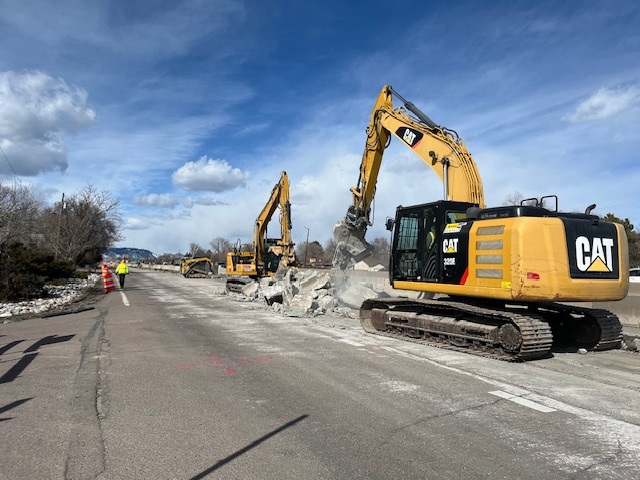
[1,270,640,479]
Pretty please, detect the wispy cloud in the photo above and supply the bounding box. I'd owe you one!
[565,85,640,122]
[133,193,179,208]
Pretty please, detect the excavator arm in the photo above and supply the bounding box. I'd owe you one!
[252,171,295,270]
[333,85,485,269]
[277,173,295,266]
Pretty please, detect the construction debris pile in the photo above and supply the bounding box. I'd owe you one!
[0,274,101,319]
[227,268,385,318]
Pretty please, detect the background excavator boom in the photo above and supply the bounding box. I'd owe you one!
[226,171,295,291]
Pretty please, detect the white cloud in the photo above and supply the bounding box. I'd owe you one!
[123,218,152,231]
[565,85,640,122]
[0,70,96,176]
[133,193,180,208]
[172,156,250,192]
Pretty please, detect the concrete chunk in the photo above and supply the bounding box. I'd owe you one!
[336,283,380,308]
[240,280,259,298]
[298,272,332,294]
[284,294,316,317]
[262,284,285,305]
[316,295,336,312]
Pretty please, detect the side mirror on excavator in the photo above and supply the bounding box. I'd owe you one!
[385,217,395,231]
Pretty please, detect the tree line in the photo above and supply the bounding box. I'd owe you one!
[158,236,392,268]
[0,181,122,300]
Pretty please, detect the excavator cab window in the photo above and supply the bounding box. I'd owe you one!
[395,213,420,279]
[392,205,438,281]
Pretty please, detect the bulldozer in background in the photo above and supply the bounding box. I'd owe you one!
[180,256,215,278]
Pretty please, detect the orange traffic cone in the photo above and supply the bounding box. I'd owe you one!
[102,266,116,293]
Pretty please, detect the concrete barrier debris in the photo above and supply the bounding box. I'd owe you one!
[227,268,377,318]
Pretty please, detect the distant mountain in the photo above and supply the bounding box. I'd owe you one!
[104,247,156,260]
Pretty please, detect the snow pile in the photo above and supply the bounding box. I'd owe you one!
[0,274,100,319]
[227,268,383,318]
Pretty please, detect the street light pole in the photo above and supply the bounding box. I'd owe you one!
[304,226,309,267]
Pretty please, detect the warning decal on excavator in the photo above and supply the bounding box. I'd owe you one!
[395,127,423,148]
[443,223,466,234]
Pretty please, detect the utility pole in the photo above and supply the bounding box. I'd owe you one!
[55,192,65,260]
[304,226,309,267]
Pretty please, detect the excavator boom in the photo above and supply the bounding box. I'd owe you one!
[333,85,484,269]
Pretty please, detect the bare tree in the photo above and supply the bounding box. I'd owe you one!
[323,238,337,263]
[296,240,324,265]
[0,181,44,250]
[209,237,234,263]
[187,243,207,258]
[371,236,390,266]
[502,190,525,206]
[41,185,123,265]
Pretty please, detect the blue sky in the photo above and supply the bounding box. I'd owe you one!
[1,0,639,255]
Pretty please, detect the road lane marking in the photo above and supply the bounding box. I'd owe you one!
[119,291,130,306]
[338,339,365,347]
[489,390,556,413]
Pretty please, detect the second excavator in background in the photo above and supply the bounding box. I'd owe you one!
[226,171,296,293]
[333,85,629,361]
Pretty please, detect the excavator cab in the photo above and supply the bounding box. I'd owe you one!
[389,200,476,285]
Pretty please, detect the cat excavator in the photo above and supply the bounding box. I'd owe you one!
[333,85,629,360]
[226,171,296,293]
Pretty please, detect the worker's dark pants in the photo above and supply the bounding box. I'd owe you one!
[118,274,126,287]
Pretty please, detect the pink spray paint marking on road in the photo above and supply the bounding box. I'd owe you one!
[171,355,273,376]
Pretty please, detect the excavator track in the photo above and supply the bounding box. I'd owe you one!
[360,298,623,361]
[534,303,623,351]
[360,298,553,361]
[225,277,256,294]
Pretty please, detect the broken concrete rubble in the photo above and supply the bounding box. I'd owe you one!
[228,268,382,318]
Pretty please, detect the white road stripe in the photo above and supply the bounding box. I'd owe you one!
[338,339,365,347]
[490,390,556,413]
[119,291,130,306]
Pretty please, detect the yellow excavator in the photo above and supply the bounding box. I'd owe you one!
[226,171,296,292]
[333,85,629,360]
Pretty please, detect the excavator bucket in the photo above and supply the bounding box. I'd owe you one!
[332,220,373,270]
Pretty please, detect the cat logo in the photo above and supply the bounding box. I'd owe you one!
[396,127,423,148]
[443,238,458,254]
[403,129,417,145]
[575,236,614,272]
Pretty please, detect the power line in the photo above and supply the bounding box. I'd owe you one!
[0,144,22,184]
